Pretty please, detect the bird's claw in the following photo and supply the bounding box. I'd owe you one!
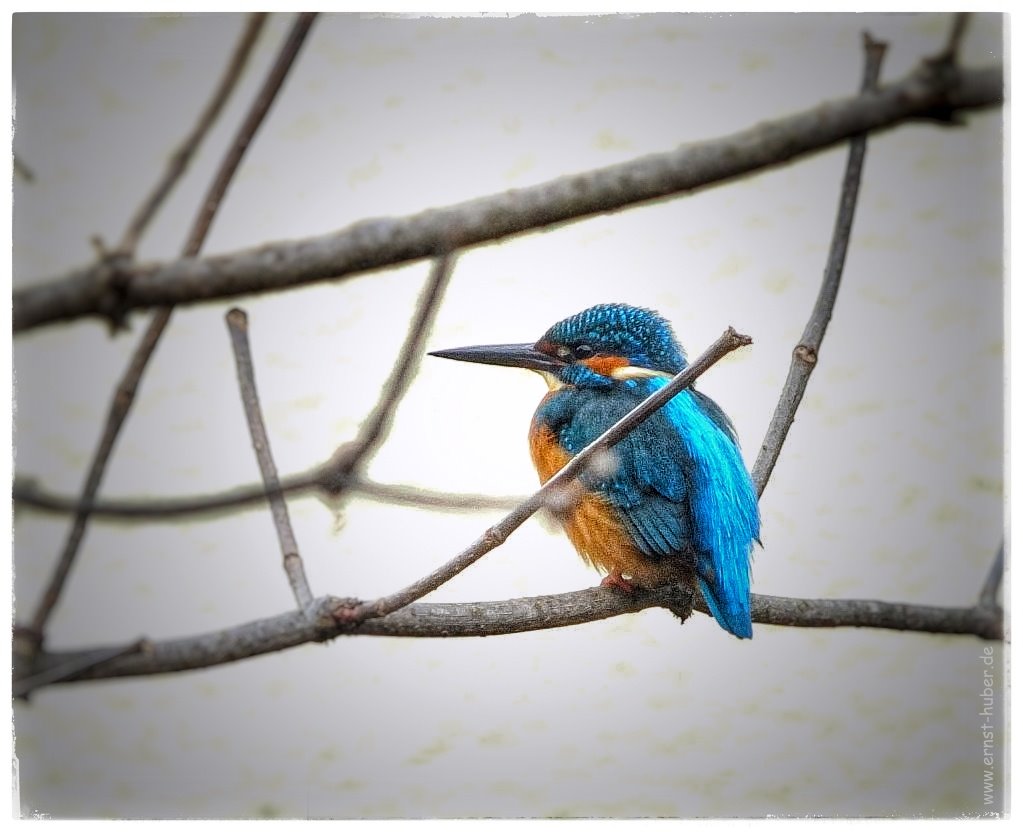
[600,572,637,593]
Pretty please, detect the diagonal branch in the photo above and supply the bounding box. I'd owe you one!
[13,61,1002,333]
[978,541,1004,611]
[23,13,319,648]
[319,252,457,494]
[928,12,971,68]
[752,31,887,496]
[115,13,268,258]
[334,327,751,626]
[11,253,459,529]
[227,308,314,613]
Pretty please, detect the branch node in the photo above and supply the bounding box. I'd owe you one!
[328,597,365,631]
[94,251,136,335]
[793,343,818,366]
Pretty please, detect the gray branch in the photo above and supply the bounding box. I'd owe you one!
[13,62,1001,333]
[18,587,1003,692]
[752,32,887,495]
[227,308,314,613]
[12,474,524,521]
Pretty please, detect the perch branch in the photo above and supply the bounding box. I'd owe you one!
[227,308,314,612]
[16,586,1003,692]
[752,31,887,496]
[23,13,318,648]
[333,327,751,626]
[13,61,1002,333]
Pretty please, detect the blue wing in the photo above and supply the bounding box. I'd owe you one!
[540,379,759,639]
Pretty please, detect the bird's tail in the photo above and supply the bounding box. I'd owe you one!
[698,575,752,639]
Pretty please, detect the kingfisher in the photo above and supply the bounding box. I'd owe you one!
[430,303,759,638]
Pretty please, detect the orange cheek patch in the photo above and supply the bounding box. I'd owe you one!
[581,355,630,376]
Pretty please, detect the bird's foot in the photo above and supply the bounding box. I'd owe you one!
[600,571,637,593]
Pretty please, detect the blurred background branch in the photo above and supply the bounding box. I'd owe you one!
[13,58,1001,333]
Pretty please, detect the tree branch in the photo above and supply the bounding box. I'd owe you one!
[13,61,1002,333]
[319,253,456,495]
[928,12,971,68]
[752,31,887,496]
[12,474,524,522]
[13,154,36,183]
[22,13,319,649]
[333,327,751,626]
[227,308,314,613]
[17,586,1003,691]
[114,13,268,258]
[978,542,1004,611]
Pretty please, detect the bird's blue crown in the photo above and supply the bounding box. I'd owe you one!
[540,303,688,376]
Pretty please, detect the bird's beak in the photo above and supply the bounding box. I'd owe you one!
[429,342,565,374]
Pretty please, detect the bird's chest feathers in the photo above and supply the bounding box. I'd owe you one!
[527,389,677,586]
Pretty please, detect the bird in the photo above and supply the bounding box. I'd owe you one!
[429,303,760,639]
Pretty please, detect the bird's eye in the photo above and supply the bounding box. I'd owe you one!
[574,343,593,358]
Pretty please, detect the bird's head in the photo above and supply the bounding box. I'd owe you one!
[430,303,687,389]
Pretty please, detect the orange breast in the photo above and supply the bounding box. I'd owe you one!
[528,418,679,588]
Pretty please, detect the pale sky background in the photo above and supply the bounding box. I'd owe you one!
[12,12,1005,819]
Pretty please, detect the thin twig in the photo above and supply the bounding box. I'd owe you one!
[751,32,887,497]
[336,327,751,625]
[978,542,1005,610]
[12,473,523,521]
[182,13,316,259]
[18,585,1004,689]
[24,14,319,648]
[13,154,35,183]
[320,253,457,494]
[13,252,457,532]
[927,12,971,67]
[13,61,1002,334]
[116,13,268,258]
[227,308,314,612]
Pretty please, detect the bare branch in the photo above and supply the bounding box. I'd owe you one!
[13,473,523,522]
[227,308,314,613]
[13,253,459,529]
[335,327,751,625]
[927,12,971,68]
[181,13,317,261]
[23,14,319,649]
[752,32,887,496]
[320,253,457,494]
[13,61,1002,333]
[13,154,35,183]
[18,586,1003,690]
[979,542,1004,611]
[115,13,268,258]
[13,638,150,700]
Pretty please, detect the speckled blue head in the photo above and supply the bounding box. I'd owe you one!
[540,304,688,374]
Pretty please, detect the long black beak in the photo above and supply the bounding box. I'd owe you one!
[429,342,565,374]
